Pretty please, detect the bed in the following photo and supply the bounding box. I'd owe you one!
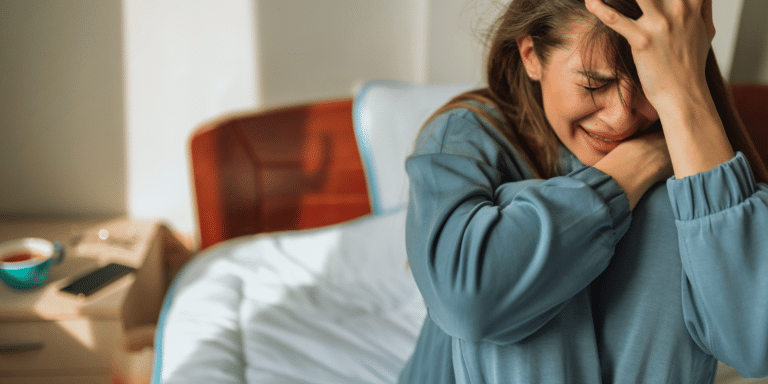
[152,80,768,383]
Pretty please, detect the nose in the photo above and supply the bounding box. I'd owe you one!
[598,83,657,134]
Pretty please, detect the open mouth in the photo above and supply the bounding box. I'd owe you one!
[577,120,661,154]
[582,120,661,143]
[585,130,622,142]
[579,125,626,153]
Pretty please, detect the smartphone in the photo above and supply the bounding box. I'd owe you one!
[60,262,136,297]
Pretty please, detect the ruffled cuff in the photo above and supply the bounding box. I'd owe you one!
[667,152,757,221]
[568,166,632,242]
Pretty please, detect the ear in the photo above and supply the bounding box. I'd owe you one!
[517,35,542,81]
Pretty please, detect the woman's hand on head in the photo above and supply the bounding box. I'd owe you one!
[585,0,715,114]
[586,0,734,179]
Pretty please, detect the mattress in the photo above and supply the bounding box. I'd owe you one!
[154,209,426,383]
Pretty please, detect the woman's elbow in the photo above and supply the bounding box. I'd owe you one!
[421,292,488,342]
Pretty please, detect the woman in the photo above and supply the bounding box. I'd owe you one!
[399,0,768,382]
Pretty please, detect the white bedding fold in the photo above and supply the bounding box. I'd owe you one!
[158,209,426,384]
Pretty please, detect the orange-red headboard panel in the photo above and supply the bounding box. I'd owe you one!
[190,99,371,249]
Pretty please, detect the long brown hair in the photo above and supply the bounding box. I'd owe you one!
[428,0,768,184]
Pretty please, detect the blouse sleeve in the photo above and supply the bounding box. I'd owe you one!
[405,109,631,345]
[669,152,768,377]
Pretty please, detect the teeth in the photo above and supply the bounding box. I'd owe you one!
[586,131,618,142]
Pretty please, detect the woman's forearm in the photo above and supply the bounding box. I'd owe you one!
[594,131,672,210]
[657,85,735,179]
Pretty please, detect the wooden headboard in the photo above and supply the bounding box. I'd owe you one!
[189,85,768,250]
[190,99,371,249]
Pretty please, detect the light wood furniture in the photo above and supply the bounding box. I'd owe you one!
[0,216,188,384]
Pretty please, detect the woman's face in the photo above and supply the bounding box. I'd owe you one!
[521,21,659,166]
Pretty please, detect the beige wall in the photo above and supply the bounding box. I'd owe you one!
[711,0,744,78]
[0,0,125,216]
[257,0,428,108]
[730,0,768,84]
[428,0,493,84]
[122,0,258,234]
[1,0,765,237]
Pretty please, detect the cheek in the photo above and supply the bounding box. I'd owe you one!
[542,83,570,122]
[543,86,596,126]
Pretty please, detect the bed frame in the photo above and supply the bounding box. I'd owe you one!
[189,99,371,249]
[189,84,768,250]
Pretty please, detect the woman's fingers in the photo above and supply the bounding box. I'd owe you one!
[584,0,645,46]
[586,0,714,53]
[585,0,713,100]
[701,0,716,40]
[633,0,664,19]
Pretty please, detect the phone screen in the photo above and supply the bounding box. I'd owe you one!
[60,263,136,297]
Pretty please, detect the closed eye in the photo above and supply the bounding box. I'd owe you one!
[575,69,615,93]
[582,82,610,92]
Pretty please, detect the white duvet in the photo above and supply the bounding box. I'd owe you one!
[155,209,426,383]
[153,207,763,383]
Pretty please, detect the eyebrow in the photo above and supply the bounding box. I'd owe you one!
[574,70,615,83]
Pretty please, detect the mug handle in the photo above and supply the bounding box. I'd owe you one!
[52,242,65,265]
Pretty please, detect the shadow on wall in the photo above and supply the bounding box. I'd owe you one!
[730,1,768,84]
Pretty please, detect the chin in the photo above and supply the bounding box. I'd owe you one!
[568,140,609,167]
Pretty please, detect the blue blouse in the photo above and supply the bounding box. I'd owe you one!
[398,104,768,383]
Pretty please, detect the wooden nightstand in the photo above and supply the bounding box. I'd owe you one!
[0,216,189,384]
